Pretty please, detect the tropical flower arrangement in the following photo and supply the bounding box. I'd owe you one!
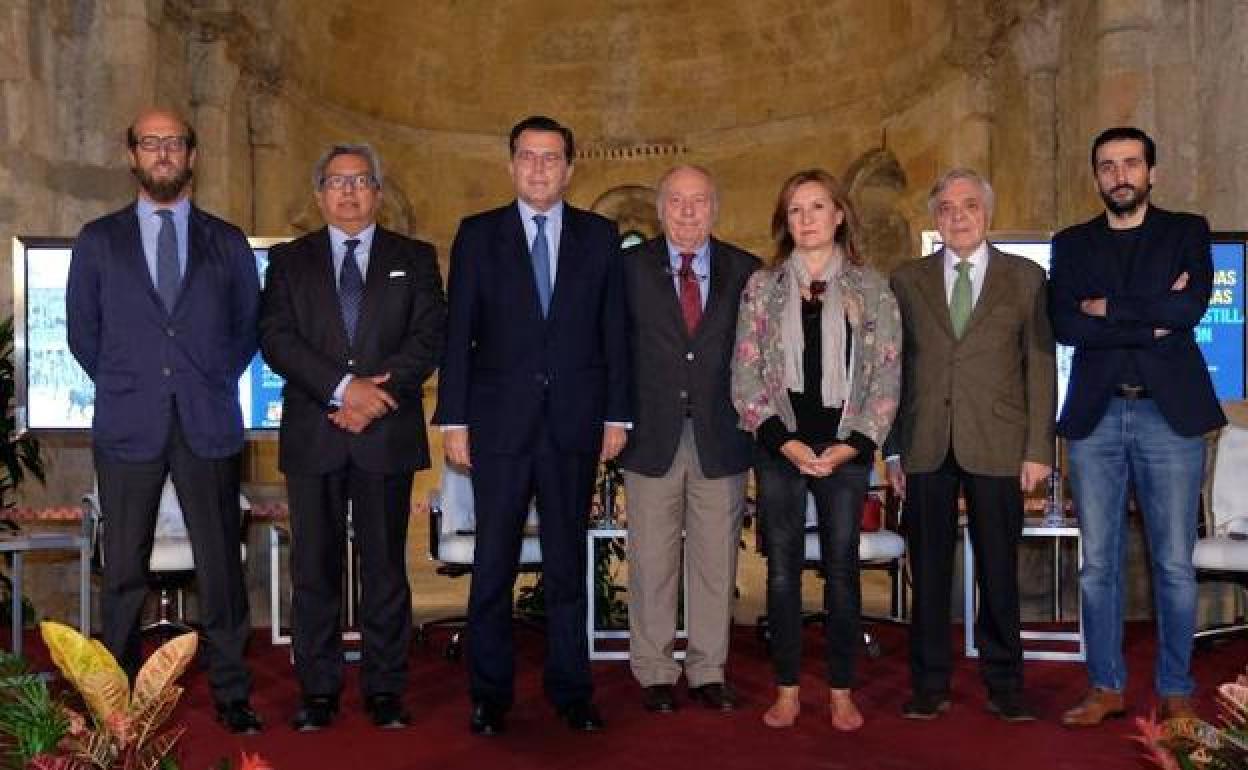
[1134,665,1248,769]
[0,622,271,769]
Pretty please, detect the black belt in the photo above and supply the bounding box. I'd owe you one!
[1115,384,1151,399]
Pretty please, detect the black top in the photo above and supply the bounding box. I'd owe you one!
[758,297,874,463]
[1108,226,1144,387]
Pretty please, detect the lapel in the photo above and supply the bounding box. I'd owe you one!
[915,250,956,340]
[547,204,587,326]
[695,238,731,341]
[178,207,210,316]
[354,226,391,346]
[640,238,687,337]
[308,228,349,349]
[502,203,545,323]
[962,245,1009,337]
[112,203,167,316]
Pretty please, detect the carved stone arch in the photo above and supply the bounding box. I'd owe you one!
[286,177,420,238]
[591,184,660,244]
[843,149,912,274]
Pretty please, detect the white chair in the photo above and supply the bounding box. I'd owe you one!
[83,476,250,635]
[1193,417,1248,642]
[755,478,909,658]
[420,464,542,659]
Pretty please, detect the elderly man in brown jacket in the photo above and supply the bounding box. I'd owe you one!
[885,168,1056,723]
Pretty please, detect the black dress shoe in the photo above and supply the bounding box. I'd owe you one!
[689,682,737,712]
[642,684,677,713]
[216,700,262,735]
[558,700,605,732]
[902,692,952,720]
[291,695,338,732]
[987,691,1037,723]
[470,701,506,736]
[366,693,410,729]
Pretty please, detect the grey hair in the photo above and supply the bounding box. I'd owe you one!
[927,167,994,218]
[312,143,384,190]
[655,164,719,221]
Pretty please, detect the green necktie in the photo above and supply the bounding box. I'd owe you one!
[950,259,972,338]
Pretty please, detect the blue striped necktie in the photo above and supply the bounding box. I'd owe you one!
[339,238,363,343]
[531,214,552,317]
[155,209,180,313]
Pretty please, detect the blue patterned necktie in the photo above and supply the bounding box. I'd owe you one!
[155,209,180,313]
[339,238,363,344]
[531,214,552,317]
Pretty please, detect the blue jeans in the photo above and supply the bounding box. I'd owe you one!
[1068,398,1204,696]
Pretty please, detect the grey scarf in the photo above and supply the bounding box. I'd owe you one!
[781,251,849,408]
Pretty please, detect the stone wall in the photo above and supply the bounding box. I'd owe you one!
[3,0,1246,625]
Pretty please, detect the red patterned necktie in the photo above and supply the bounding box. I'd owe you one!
[679,252,702,335]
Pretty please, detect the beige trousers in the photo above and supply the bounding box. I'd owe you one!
[624,420,746,687]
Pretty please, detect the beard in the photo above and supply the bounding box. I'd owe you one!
[1100,182,1151,216]
[131,162,193,203]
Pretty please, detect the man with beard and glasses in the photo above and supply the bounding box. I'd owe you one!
[67,108,262,734]
[1049,127,1225,726]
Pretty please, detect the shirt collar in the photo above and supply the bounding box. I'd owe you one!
[136,196,190,221]
[517,199,564,229]
[328,223,376,255]
[666,237,711,272]
[944,240,989,269]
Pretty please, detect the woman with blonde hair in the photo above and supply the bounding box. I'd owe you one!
[731,169,901,731]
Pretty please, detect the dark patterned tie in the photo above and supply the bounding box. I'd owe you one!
[155,209,180,313]
[679,252,702,335]
[531,214,552,317]
[339,238,363,344]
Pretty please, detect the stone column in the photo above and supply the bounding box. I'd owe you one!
[189,11,241,220]
[1014,2,1062,229]
[1094,0,1157,129]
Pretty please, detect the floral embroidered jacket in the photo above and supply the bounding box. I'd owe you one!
[730,263,902,448]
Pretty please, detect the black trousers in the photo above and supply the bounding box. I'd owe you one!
[286,466,414,698]
[905,450,1024,696]
[467,425,598,709]
[96,419,251,704]
[755,446,868,688]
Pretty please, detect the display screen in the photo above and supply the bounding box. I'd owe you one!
[14,236,288,433]
[920,231,1248,403]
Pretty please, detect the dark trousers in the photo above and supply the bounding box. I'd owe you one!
[286,466,414,698]
[96,419,251,704]
[906,450,1024,696]
[755,446,868,688]
[467,426,598,709]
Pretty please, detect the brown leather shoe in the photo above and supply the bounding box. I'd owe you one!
[1159,695,1197,720]
[1061,688,1126,727]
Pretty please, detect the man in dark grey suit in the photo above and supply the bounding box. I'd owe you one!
[260,143,446,732]
[619,166,759,713]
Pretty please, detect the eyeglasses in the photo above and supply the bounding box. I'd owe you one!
[134,135,190,153]
[513,150,566,167]
[321,173,377,191]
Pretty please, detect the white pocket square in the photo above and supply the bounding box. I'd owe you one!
[388,270,406,278]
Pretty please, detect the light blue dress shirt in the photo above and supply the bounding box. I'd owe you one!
[666,238,710,311]
[329,223,376,406]
[517,199,563,285]
[136,197,190,290]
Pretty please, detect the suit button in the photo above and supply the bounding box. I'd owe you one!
[347,359,355,367]
[685,352,694,361]
[162,367,171,377]
[679,390,688,400]
[166,327,175,337]
[944,398,951,406]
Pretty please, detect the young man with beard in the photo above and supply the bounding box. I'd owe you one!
[67,109,262,733]
[1050,127,1225,726]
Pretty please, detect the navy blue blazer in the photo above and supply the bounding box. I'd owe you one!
[66,203,260,462]
[1049,205,1225,439]
[433,201,630,455]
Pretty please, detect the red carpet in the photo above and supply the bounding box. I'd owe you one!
[29,623,1248,770]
